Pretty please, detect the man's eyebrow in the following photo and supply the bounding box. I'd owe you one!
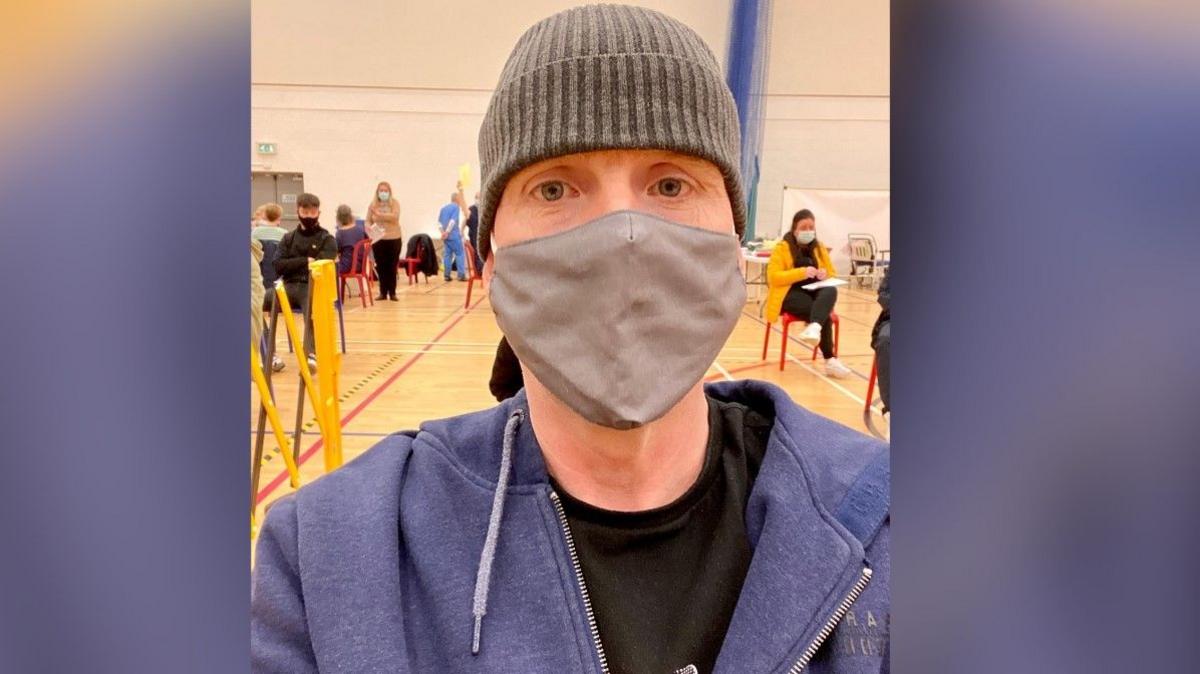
[515,162,578,189]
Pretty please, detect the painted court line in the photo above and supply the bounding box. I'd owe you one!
[712,361,735,381]
[256,295,487,504]
[785,353,870,406]
[326,348,499,356]
[738,310,879,416]
[785,353,887,423]
[741,309,869,379]
[703,362,771,382]
[343,338,503,346]
[251,430,393,438]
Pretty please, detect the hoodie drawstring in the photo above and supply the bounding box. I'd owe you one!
[471,408,524,655]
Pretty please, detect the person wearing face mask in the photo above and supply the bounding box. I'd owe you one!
[271,192,335,367]
[252,7,889,674]
[767,209,852,378]
[366,181,402,301]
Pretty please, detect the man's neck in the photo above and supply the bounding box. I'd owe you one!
[526,377,710,512]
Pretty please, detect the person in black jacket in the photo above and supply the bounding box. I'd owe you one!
[871,265,891,415]
[271,193,336,364]
[465,192,483,276]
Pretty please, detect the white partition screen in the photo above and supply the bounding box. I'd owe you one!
[779,188,890,273]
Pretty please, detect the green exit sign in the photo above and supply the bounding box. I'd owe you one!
[256,142,277,154]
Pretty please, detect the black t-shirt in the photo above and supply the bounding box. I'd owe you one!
[550,397,773,674]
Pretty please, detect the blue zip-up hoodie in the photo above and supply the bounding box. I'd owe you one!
[251,380,890,673]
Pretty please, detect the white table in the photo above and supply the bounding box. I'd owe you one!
[741,250,771,316]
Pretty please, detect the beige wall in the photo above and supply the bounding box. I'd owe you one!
[767,0,889,96]
[251,0,888,241]
[252,0,729,90]
[756,0,889,237]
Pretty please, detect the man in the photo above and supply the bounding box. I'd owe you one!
[252,6,889,673]
[270,192,335,368]
[438,188,468,282]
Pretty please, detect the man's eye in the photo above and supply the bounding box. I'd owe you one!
[656,178,684,197]
[538,181,566,201]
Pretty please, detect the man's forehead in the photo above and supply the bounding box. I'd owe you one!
[514,148,718,175]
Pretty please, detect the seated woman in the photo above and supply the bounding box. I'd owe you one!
[766,209,852,378]
[334,205,368,277]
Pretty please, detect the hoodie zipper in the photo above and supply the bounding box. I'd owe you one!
[786,566,873,673]
[549,491,611,674]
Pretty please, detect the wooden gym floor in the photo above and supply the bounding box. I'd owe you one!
[251,272,887,533]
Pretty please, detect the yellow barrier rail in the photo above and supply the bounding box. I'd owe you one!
[250,344,302,535]
[272,282,328,443]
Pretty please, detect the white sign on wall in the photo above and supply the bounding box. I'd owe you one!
[779,188,890,273]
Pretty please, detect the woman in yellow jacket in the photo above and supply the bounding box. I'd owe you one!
[766,209,852,377]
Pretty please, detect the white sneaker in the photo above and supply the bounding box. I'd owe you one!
[799,322,822,342]
[307,355,318,374]
[825,357,851,379]
[271,355,285,373]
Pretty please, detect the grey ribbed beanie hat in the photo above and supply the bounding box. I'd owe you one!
[477,3,744,259]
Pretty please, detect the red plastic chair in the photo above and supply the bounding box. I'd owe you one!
[762,311,840,371]
[401,240,429,285]
[864,354,879,414]
[463,239,483,308]
[339,238,375,308]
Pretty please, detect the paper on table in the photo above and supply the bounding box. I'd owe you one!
[800,278,848,290]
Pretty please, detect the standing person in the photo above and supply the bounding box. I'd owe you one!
[465,191,483,275]
[366,181,402,301]
[437,187,467,282]
[872,264,891,415]
[252,6,888,673]
[334,204,367,277]
[272,193,336,370]
[766,209,853,378]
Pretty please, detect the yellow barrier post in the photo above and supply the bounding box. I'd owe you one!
[308,260,343,471]
[272,282,329,442]
[250,344,302,516]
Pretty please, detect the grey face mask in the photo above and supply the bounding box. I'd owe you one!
[490,210,746,429]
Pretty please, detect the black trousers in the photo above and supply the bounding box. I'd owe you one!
[781,285,838,359]
[263,281,315,355]
[872,321,890,412]
[372,238,402,297]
